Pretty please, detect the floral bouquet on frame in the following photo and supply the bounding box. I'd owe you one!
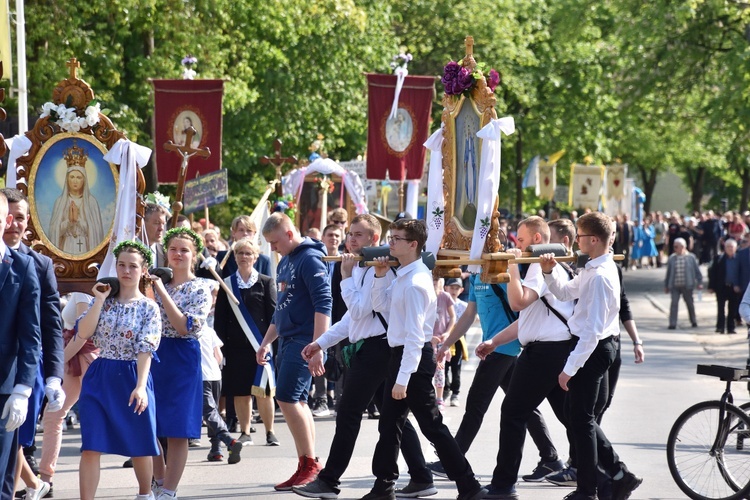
[442,60,501,97]
[270,193,296,223]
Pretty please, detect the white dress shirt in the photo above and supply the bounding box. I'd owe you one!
[372,259,436,387]
[518,263,574,345]
[316,265,391,350]
[544,254,620,376]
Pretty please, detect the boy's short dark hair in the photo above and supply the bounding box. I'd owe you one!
[0,188,26,204]
[322,224,341,236]
[390,218,427,253]
[548,218,576,243]
[577,212,612,242]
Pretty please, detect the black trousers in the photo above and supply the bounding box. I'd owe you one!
[491,340,571,488]
[454,351,558,462]
[444,338,464,395]
[566,336,623,496]
[203,380,232,449]
[371,343,479,495]
[717,285,740,333]
[0,394,18,500]
[318,336,431,490]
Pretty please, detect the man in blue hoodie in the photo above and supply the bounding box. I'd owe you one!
[257,213,332,492]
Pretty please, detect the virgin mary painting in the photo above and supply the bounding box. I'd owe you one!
[47,141,105,254]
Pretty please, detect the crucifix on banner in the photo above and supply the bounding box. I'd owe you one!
[163,128,239,305]
[164,126,211,227]
[260,138,297,197]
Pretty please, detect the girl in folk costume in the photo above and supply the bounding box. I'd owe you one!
[39,292,99,492]
[76,241,161,500]
[150,227,216,499]
[48,141,104,254]
[214,238,279,446]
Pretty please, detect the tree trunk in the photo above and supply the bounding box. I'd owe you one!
[636,164,658,215]
[514,128,524,217]
[741,166,750,213]
[688,166,706,213]
[141,29,159,193]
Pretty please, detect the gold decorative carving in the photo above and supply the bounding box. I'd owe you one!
[15,58,146,294]
[438,37,503,280]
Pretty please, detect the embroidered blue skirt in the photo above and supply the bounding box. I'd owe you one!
[151,336,202,439]
[79,358,159,456]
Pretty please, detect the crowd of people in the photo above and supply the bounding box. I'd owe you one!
[0,188,660,500]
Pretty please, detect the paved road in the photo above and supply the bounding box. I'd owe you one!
[35,265,750,499]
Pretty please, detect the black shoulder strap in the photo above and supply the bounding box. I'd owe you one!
[491,283,518,321]
[539,295,570,332]
[361,266,395,333]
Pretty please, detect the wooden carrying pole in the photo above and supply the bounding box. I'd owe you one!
[197,253,239,305]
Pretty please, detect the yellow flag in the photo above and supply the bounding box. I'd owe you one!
[0,0,10,80]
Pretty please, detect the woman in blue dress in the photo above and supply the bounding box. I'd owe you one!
[150,227,215,499]
[77,240,161,500]
[631,216,658,268]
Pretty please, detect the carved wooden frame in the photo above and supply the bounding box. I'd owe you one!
[440,41,501,250]
[15,59,146,294]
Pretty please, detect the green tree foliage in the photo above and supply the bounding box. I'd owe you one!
[12,0,750,224]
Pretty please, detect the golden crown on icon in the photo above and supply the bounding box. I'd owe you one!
[63,140,88,168]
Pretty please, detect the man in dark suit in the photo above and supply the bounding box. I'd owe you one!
[708,238,740,334]
[0,191,42,498]
[144,202,169,267]
[218,215,271,278]
[2,188,64,483]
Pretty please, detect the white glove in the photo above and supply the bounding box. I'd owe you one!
[44,378,66,412]
[2,393,29,431]
[200,256,218,270]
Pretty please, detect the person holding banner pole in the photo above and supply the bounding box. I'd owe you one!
[214,238,279,447]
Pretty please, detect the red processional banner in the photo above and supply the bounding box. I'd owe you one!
[366,73,435,181]
[152,79,224,184]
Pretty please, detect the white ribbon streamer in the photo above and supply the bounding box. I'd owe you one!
[98,139,152,279]
[424,126,445,256]
[389,66,409,120]
[468,117,515,273]
[5,134,32,188]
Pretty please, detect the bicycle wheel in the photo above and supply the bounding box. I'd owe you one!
[667,400,750,500]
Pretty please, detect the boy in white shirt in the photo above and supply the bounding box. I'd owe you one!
[540,212,642,500]
[199,327,243,464]
[366,219,485,500]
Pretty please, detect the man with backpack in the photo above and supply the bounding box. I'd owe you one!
[433,220,563,482]
[476,216,576,499]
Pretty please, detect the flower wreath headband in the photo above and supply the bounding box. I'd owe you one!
[113,240,154,268]
[163,227,204,254]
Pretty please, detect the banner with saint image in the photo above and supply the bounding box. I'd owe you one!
[152,79,224,183]
[366,73,434,181]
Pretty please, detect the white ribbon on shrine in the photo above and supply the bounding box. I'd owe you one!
[98,139,152,279]
[282,157,369,214]
[4,134,32,188]
[424,126,445,256]
[389,66,409,120]
[468,116,515,273]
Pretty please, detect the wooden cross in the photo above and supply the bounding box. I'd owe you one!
[260,138,297,196]
[66,58,81,80]
[164,126,211,228]
[465,36,474,57]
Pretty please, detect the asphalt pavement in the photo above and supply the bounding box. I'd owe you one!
[32,264,750,499]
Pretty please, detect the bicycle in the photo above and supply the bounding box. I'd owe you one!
[667,364,750,500]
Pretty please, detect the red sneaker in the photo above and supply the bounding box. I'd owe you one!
[292,455,323,488]
[274,457,304,491]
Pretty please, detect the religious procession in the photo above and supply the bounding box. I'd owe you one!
[2,2,750,500]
